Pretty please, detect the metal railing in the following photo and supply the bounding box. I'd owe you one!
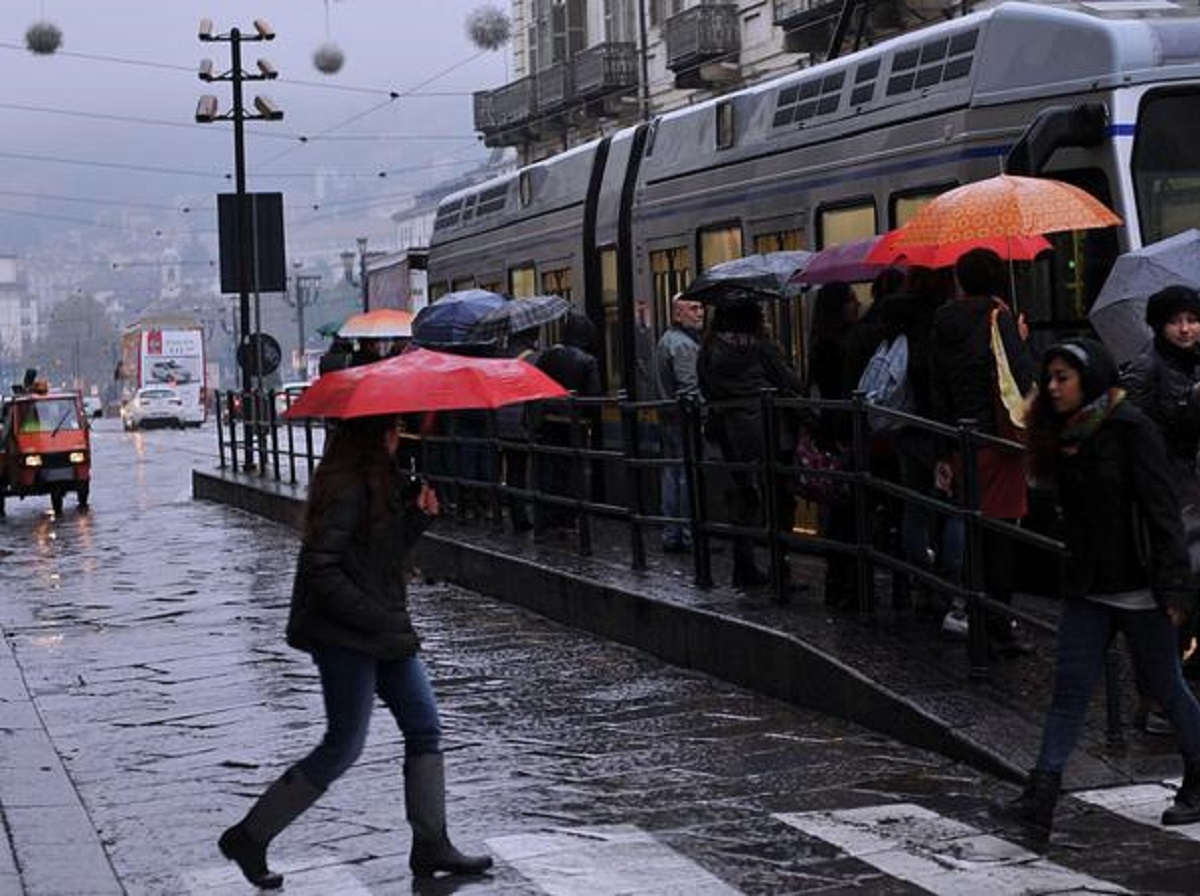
[212,385,1130,741]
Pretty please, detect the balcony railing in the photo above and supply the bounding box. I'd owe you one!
[491,76,536,128]
[536,62,574,114]
[574,42,638,99]
[665,4,741,73]
[472,90,498,132]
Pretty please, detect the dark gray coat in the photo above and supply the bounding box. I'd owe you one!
[1122,339,1200,468]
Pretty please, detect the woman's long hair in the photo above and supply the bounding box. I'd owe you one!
[304,415,396,539]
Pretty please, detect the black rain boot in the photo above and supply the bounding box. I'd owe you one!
[1163,759,1200,826]
[993,769,1060,836]
[218,766,324,890]
[405,753,493,878]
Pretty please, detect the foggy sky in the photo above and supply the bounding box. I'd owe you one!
[1,1,509,262]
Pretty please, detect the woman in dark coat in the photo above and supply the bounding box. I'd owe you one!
[218,415,491,889]
[699,302,804,587]
[1122,285,1200,691]
[998,338,1200,836]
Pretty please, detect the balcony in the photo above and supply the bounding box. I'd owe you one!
[574,42,638,100]
[774,0,906,55]
[665,4,741,88]
[536,62,574,115]
[473,77,537,148]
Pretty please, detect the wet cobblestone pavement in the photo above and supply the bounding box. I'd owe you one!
[3,422,1200,893]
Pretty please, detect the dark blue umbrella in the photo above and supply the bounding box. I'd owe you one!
[411,289,508,347]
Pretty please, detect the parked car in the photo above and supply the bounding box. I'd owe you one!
[148,359,192,385]
[274,382,309,419]
[122,387,184,430]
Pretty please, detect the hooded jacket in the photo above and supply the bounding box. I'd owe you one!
[930,295,1034,434]
[1044,339,1194,612]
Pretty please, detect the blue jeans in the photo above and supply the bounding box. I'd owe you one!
[1036,598,1200,774]
[296,644,442,790]
[660,463,691,547]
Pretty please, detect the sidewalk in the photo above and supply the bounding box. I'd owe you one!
[194,466,1184,793]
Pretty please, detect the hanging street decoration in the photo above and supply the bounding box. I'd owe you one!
[313,42,345,74]
[25,20,63,55]
[466,4,512,51]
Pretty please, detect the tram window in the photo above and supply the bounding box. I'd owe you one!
[816,203,876,248]
[650,247,691,331]
[753,230,806,253]
[541,267,572,302]
[1133,89,1200,245]
[698,225,743,272]
[892,189,945,227]
[716,101,735,150]
[509,265,536,298]
[452,277,475,292]
[479,279,504,294]
[519,171,533,208]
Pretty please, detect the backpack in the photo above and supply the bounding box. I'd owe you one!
[856,334,915,434]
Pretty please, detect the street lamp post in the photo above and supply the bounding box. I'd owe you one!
[357,236,370,312]
[196,17,282,469]
[286,271,322,377]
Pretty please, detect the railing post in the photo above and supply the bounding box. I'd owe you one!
[850,390,875,614]
[957,419,990,680]
[763,391,788,605]
[621,391,647,571]
[569,395,592,556]
[268,390,281,482]
[683,396,713,588]
[215,390,227,470]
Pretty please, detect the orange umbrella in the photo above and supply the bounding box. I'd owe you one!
[337,308,414,339]
[888,174,1121,248]
[865,229,1053,269]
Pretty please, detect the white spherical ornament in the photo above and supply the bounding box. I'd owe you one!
[25,20,63,55]
[466,5,511,51]
[313,42,345,75]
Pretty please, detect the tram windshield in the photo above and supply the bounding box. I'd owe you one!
[1133,88,1200,245]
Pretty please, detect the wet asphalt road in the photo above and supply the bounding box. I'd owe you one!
[2,420,1199,894]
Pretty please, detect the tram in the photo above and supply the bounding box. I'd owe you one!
[428,1,1200,396]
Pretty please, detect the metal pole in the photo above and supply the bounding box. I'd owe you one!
[637,0,651,121]
[358,237,369,312]
[230,27,255,471]
[295,279,306,375]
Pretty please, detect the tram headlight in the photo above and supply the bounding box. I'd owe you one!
[68,451,87,464]
[23,454,43,468]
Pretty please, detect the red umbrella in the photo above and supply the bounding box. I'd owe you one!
[283,348,568,419]
[865,229,1052,268]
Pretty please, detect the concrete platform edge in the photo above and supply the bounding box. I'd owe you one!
[192,468,1024,784]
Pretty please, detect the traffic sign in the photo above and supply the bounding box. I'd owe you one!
[237,333,282,377]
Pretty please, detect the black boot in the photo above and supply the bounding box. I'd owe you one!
[1163,759,1200,825]
[218,766,324,889]
[405,753,493,878]
[993,769,1060,836]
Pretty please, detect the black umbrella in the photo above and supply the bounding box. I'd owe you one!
[681,251,814,306]
[468,294,571,343]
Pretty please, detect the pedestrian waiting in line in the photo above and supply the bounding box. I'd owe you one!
[1121,285,1200,731]
[217,414,491,889]
[996,338,1200,837]
[654,293,704,553]
[929,248,1036,657]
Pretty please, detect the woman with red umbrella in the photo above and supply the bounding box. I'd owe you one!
[217,414,492,888]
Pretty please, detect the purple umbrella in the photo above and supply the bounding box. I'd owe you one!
[793,237,904,285]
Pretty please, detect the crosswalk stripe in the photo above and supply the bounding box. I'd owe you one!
[486,824,741,895]
[183,860,373,895]
[1075,780,1200,841]
[775,803,1129,895]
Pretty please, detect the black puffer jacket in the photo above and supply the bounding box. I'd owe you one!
[1057,402,1193,613]
[1122,338,1200,467]
[698,334,804,461]
[930,295,1034,434]
[286,470,432,659]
